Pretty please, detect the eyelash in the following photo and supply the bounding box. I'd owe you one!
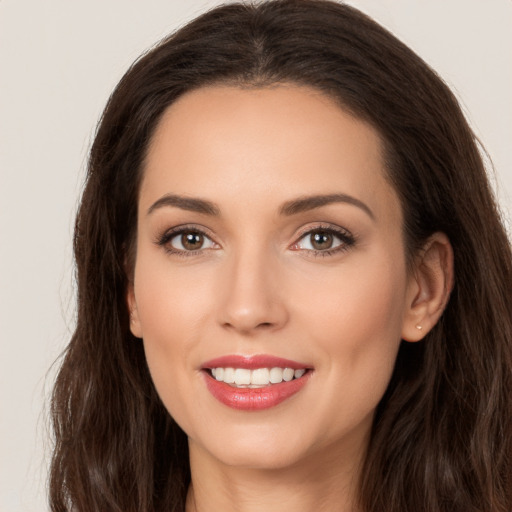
[155,224,217,258]
[291,224,356,258]
[155,223,356,258]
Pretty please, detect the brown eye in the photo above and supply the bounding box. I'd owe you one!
[310,232,333,250]
[292,227,354,255]
[165,230,216,253]
[181,232,204,250]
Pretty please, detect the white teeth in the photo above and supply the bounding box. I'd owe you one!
[269,367,283,383]
[234,368,251,385]
[223,367,235,383]
[283,368,294,382]
[251,368,270,385]
[210,366,307,387]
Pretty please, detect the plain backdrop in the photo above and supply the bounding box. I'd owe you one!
[1,1,510,510]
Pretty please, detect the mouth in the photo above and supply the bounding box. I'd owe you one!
[201,355,313,411]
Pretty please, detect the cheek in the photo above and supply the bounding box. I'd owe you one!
[293,253,407,410]
[295,250,407,341]
[132,249,221,430]
[134,250,214,340]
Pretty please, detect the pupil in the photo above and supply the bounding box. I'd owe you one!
[312,232,333,250]
[182,232,203,250]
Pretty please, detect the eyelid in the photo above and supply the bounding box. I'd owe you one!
[290,223,356,255]
[155,224,220,255]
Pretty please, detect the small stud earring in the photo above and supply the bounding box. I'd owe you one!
[416,324,423,330]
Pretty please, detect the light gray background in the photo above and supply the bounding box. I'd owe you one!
[1,1,510,510]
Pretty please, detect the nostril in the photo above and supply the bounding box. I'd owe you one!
[218,296,289,333]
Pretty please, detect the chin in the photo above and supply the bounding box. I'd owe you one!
[215,443,306,470]
[191,423,313,470]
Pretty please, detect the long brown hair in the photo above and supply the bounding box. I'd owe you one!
[49,1,512,510]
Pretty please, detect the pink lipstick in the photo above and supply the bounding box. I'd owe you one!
[201,355,312,411]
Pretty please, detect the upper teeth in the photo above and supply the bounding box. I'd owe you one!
[211,367,306,387]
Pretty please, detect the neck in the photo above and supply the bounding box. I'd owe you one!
[185,436,366,512]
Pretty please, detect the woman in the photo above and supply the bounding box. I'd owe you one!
[49,1,512,511]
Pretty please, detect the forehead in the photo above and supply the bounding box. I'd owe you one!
[141,84,399,224]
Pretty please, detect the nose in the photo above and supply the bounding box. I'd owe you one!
[216,246,289,335]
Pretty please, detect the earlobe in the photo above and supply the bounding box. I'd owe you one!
[127,283,143,339]
[401,232,454,342]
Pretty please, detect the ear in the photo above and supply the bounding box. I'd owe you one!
[127,282,143,339]
[401,232,454,342]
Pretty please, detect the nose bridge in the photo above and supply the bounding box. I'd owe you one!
[217,238,288,334]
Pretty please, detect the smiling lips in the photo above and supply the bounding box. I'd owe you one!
[202,355,312,410]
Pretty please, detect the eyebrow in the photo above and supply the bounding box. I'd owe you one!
[147,192,374,220]
[147,194,221,216]
[279,193,375,220]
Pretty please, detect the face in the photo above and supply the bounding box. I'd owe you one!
[128,84,418,471]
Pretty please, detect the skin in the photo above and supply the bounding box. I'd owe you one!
[128,84,453,512]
